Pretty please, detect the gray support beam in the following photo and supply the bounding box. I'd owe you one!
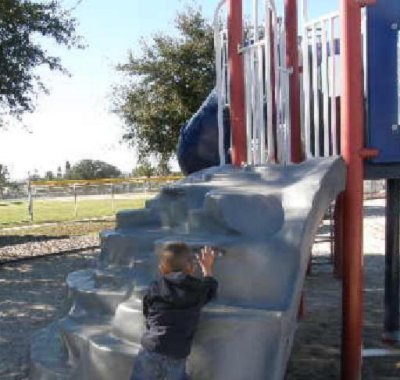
[383,178,400,342]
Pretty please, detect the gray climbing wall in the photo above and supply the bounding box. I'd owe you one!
[30,157,346,380]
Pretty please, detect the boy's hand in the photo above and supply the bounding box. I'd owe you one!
[196,246,216,277]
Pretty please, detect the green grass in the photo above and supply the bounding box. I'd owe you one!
[0,198,149,228]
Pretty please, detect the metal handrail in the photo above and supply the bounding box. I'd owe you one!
[304,12,340,28]
[301,10,340,158]
[214,0,228,166]
[214,0,291,166]
[242,0,288,165]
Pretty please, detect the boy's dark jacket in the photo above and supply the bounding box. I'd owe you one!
[141,272,218,359]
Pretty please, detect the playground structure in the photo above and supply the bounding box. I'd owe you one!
[30,1,400,380]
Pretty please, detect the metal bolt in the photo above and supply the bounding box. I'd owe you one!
[391,23,399,30]
[392,124,399,133]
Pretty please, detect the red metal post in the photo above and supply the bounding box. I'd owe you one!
[284,0,302,163]
[228,0,247,166]
[340,0,365,379]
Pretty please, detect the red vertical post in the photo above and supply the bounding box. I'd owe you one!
[228,0,247,166]
[340,0,365,379]
[285,0,302,163]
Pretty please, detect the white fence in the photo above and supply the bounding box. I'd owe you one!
[214,0,292,166]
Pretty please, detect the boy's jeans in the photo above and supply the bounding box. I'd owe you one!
[130,349,189,380]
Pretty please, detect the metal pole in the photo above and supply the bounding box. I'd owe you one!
[383,178,400,343]
[228,0,247,165]
[214,0,227,166]
[27,177,33,222]
[111,184,115,213]
[334,194,344,278]
[73,185,78,219]
[340,0,365,378]
[284,0,302,163]
[311,24,320,157]
[270,11,278,162]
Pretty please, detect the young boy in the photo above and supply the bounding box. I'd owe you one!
[131,242,218,380]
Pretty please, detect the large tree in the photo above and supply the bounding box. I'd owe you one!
[0,0,82,121]
[67,159,121,180]
[114,6,215,163]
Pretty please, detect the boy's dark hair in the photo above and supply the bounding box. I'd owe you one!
[160,242,192,272]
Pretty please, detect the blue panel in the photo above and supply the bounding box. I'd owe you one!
[367,0,400,163]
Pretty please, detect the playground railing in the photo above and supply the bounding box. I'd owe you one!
[214,0,292,166]
[301,8,341,159]
[214,0,229,166]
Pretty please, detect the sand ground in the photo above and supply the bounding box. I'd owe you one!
[287,198,400,379]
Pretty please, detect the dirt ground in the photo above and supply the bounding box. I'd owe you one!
[0,249,99,380]
[0,198,399,379]
[287,199,400,380]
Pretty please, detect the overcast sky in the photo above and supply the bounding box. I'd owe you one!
[0,0,337,180]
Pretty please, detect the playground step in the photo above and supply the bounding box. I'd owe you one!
[157,183,221,230]
[210,170,262,183]
[204,191,285,238]
[58,317,139,380]
[30,323,73,380]
[153,233,236,254]
[112,296,145,343]
[187,208,231,234]
[82,331,140,379]
[66,268,134,316]
[116,208,160,230]
[99,229,166,266]
[59,317,111,364]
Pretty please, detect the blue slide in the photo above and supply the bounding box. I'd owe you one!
[177,90,231,175]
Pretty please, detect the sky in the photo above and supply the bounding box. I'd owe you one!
[0,0,338,180]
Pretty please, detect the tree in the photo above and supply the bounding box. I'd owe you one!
[0,0,82,121]
[29,169,41,181]
[65,161,71,176]
[114,6,215,164]
[67,159,122,180]
[57,166,62,178]
[45,171,54,180]
[155,158,171,177]
[0,164,9,196]
[132,160,155,178]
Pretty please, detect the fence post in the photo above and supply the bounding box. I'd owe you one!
[111,184,115,213]
[73,184,78,219]
[27,177,33,222]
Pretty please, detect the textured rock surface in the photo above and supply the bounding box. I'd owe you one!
[29,158,346,380]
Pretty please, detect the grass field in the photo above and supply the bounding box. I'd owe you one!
[0,197,150,228]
